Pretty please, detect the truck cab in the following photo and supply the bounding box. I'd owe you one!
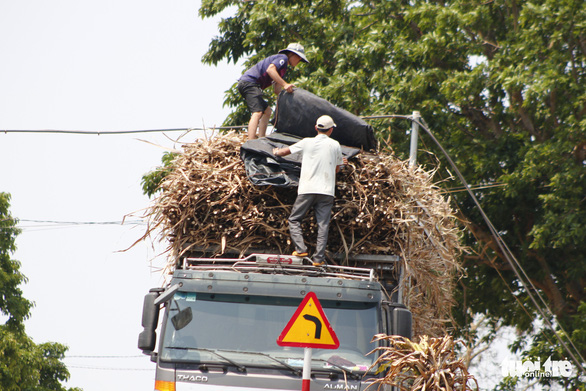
[139,253,412,391]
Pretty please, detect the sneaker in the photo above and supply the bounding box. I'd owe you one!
[292,251,308,257]
[312,260,326,266]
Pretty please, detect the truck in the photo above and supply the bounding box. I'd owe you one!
[138,251,413,391]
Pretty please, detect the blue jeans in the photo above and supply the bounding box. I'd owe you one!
[288,193,334,262]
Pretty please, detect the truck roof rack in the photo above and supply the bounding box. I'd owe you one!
[182,253,377,282]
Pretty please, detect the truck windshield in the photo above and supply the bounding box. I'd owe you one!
[160,292,379,373]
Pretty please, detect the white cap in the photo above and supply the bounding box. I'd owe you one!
[316,115,336,130]
[279,43,309,63]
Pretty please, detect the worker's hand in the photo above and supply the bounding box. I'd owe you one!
[283,83,295,93]
[337,158,349,173]
[273,148,279,155]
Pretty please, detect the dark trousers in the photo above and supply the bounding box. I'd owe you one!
[288,193,334,262]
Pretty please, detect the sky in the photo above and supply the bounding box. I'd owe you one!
[0,1,240,390]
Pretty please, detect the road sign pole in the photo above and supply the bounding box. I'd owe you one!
[302,347,312,391]
[276,292,339,391]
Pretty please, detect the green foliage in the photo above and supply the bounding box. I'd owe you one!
[30,343,82,391]
[0,193,81,391]
[492,376,520,391]
[0,330,80,391]
[0,193,31,331]
[141,152,177,198]
[196,0,586,386]
[0,326,38,390]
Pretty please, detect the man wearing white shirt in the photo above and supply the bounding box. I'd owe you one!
[272,115,346,265]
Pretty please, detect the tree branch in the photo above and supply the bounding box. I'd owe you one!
[531,252,567,317]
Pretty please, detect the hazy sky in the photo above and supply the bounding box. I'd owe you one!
[1,1,240,389]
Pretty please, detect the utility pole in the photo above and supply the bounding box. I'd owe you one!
[409,111,421,169]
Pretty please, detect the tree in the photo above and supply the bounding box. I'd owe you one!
[198,0,585,387]
[0,192,81,391]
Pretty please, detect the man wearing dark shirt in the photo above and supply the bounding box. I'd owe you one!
[237,43,308,140]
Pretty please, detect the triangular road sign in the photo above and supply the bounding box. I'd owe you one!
[277,292,339,349]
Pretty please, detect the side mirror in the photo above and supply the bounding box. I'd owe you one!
[391,306,412,339]
[171,307,193,330]
[138,288,163,353]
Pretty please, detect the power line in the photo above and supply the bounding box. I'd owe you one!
[409,115,586,374]
[63,354,153,371]
[18,218,145,226]
[65,365,152,371]
[439,182,507,194]
[0,219,147,233]
[1,126,246,136]
[0,116,407,136]
[65,355,145,358]
[0,218,145,230]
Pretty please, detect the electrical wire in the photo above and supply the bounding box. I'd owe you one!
[17,218,145,226]
[1,126,246,135]
[63,354,153,371]
[65,355,145,358]
[438,183,507,194]
[0,218,146,233]
[0,117,404,136]
[65,365,152,371]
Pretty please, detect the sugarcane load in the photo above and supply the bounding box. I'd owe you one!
[142,87,464,337]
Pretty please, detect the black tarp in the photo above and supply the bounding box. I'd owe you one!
[273,88,377,151]
[240,133,360,187]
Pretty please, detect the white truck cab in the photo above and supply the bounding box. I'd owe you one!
[139,253,412,391]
